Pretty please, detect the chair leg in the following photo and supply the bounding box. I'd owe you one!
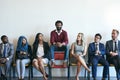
[28,66,31,80]
[68,66,70,80]
[48,64,52,80]
[13,66,16,78]
[84,68,86,78]
[108,67,110,80]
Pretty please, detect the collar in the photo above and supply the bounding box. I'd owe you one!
[55,29,62,35]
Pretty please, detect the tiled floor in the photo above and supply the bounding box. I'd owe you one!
[8,77,117,80]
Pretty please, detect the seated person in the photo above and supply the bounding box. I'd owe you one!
[32,33,50,80]
[106,29,120,80]
[88,33,109,80]
[16,36,32,80]
[50,20,69,67]
[0,35,14,80]
[70,33,90,80]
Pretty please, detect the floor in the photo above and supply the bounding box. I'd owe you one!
[6,77,117,80]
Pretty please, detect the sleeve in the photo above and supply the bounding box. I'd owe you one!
[7,44,14,60]
[28,45,32,59]
[50,31,55,45]
[63,31,68,45]
[100,44,105,55]
[88,43,96,56]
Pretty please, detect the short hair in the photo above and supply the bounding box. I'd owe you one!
[1,35,7,40]
[95,33,102,40]
[55,20,63,26]
[112,29,119,35]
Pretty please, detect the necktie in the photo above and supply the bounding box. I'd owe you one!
[114,41,117,52]
[96,43,98,51]
[3,45,7,58]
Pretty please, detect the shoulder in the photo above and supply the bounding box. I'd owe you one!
[51,30,56,33]
[62,30,67,33]
[8,43,14,47]
[89,42,94,46]
[106,40,112,44]
[43,41,49,46]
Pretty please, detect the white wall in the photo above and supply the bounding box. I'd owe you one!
[0,0,120,77]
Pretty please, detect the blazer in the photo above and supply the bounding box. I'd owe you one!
[0,43,14,60]
[33,41,51,60]
[106,40,120,61]
[16,45,32,59]
[88,42,105,63]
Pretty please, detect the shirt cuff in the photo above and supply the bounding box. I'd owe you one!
[6,58,9,61]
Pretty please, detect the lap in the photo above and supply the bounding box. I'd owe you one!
[33,58,48,65]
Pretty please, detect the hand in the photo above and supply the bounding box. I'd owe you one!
[0,58,7,64]
[111,52,118,56]
[56,42,62,47]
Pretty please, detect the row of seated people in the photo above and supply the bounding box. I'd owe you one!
[0,20,120,80]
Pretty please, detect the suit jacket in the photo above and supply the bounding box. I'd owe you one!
[88,42,105,63]
[0,43,14,60]
[33,41,51,60]
[106,40,120,61]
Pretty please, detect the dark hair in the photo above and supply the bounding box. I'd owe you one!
[33,33,43,45]
[1,35,7,40]
[95,33,102,40]
[55,20,63,26]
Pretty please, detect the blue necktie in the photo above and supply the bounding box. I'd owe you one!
[3,45,7,58]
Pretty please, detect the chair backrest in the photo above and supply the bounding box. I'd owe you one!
[69,49,77,64]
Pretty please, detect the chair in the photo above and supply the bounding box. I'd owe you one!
[51,51,68,79]
[86,63,108,80]
[0,63,11,80]
[31,62,51,80]
[108,64,115,80]
[68,49,86,80]
[12,62,32,80]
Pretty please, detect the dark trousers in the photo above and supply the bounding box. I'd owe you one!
[0,59,12,77]
[109,55,120,79]
[91,56,109,78]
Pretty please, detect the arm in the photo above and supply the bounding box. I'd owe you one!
[50,31,55,45]
[82,44,87,56]
[88,43,96,56]
[28,45,32,59]
[62,31,68,45]
[7,44,14,60]
[99,44,105,55]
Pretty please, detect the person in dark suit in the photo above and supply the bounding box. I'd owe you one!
[0,35,14,80]
[32,33,50,80]
[106,29,120,80]
[88,33,109,80]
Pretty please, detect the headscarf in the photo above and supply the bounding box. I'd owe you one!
[16,36,28,52]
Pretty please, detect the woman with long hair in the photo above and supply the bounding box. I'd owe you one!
[32,33,50,80]
[70,33,90,80]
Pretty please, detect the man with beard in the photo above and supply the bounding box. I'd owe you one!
[0,35,14,80]
[106,29,120,80]
[50,20,69,67]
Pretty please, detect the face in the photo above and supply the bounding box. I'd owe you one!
[94,36,101,43]
[22,38,26,45]
[38,34,43,41]
[112,30,118,40]
[77,34,82,41]
[2,37,8,44]
[56,23,62,31]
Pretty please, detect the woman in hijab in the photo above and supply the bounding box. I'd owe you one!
[16,36,32,80]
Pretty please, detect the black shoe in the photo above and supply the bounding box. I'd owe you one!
[93,78,96,80]
[102,78,107,80]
